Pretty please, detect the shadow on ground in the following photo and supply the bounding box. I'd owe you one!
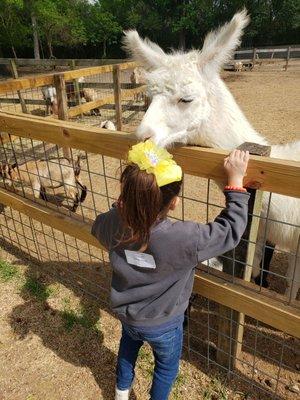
[1,237,295,400]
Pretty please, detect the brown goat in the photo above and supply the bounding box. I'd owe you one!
[0,156,87,212]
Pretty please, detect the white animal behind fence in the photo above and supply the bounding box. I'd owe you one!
[130,67,146,102]
[42,77,101,116]
[0,156,87,212]
[234,61,243,72]
[99,120,116,131]
[123,9,300,300]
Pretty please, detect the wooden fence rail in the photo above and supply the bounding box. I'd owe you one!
[0,61,138,95]
[0,46,298,67]
[235,46,300,55]
[0,58,126,67]
[0,111,299,198]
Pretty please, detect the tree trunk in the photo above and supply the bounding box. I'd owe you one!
[11,45,17,59]
[179,30,186,50]
[102,40,107,58]
[31,12,40,60]
[47,38,54,58]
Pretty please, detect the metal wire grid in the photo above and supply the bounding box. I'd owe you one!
[120,67,147,132]
[0,136,299,399]
[1,135,299,300]
[0,205,299,399]
[0,65,146,137]
[71,67,147,131]
[67,70,116,123]
[0,207,110,304]
[186,296,299,400]
[0,86,52,116]
[1,135,299,301]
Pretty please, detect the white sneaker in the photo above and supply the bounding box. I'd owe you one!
[115,387,130,400]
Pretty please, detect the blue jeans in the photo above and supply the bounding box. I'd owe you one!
[116,322,183,400]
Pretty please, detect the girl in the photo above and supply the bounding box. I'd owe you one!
[92,140,250,400]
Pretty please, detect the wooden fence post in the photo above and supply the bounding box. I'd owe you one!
[54,73,71,160]
[216,142,271,370]
[252,48,257,70]
[113,64,122,131]
[9,59,28,114]
[69,59,82,107]
[285,46,291,71]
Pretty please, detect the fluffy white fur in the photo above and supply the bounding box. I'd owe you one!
[100,120,116,131]
[123,10,300,300]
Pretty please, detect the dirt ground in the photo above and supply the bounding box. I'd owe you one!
[0,61,300,400]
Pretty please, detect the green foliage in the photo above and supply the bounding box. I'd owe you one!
[31,0,87,57]
[0,0,29,57]
[0,0,298,58]
[0,259,18,282]
[80,0,121,57]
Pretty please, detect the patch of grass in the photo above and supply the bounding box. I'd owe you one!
[202,377,228,400]
[23,277,54,302]
[138,345,154,378]
[61,297,99,332]
[0,259,18,282]
[26,395,38,400]
[47,282,60,296]
[138,346,153,362]
[202,388,213,400]
[211,377,228,400]
[172,372,187,399]
[62,308,78,331]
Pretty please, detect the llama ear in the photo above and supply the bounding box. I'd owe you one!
[198,9,250,73]
[122,30,166,70]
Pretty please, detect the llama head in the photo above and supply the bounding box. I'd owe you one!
[123,10,249,147]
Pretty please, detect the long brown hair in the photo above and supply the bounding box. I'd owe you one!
[118,164,182,247]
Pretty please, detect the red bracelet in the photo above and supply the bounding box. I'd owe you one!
[224,185,247,192]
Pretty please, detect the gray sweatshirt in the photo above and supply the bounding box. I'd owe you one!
[91,191,250,327]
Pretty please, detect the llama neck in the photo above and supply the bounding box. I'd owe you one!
[194,77,268,150]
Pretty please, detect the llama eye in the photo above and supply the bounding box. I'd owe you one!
[178,98,193,103]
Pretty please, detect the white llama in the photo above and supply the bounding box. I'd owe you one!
[123,10,300,300]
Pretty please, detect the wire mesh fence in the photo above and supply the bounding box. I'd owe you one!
[0,119,299,399]
[0,86,48,115]
[0,124,300,399]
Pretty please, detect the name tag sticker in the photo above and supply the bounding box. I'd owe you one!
[125,250,156,269]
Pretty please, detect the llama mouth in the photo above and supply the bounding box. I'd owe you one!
[156,129,188,148]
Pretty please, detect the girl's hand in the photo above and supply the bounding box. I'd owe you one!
[224,149,250,187]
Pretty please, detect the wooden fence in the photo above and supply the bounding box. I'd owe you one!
[0,60,146,130]
[1,45,299,80]
[232,45,300,70]
[0,58,125,68]
[235,46,300,58]
[0,46,299,68]
[0,110,299,397]
[0,110,299,329]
